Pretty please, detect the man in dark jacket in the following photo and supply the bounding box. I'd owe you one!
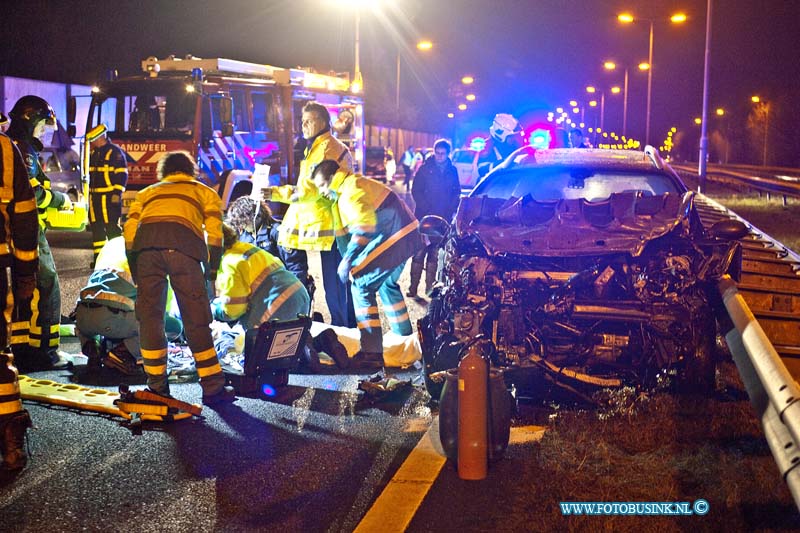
[407,139,460,298]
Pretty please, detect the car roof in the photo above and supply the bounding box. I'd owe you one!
[471,145,688,195]
[505,146,667,171]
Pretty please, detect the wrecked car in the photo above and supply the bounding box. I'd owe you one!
[418,146,748,399]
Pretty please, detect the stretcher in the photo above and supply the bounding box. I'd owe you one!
[18,376,199,422]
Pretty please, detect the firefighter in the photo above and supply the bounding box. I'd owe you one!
[6,95,72,372]
[262,101,356,328]
[123,151,235,406]
[87,125,128,267]
[478,113,524,177]
[211,224,310,329]
[0,130,39,471]
[311,160,423,368]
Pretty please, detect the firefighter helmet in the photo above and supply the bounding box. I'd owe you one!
[9,95,56,127]
[489,113,521,143]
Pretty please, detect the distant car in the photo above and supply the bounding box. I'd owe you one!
[418,146,748,399]
[39,146,81,200]
[363,146,387,181]
[451,148,481,189]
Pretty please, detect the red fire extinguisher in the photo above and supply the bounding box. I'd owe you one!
[457,342,488,480]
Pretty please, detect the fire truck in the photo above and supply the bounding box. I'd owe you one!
[67,55,364,213]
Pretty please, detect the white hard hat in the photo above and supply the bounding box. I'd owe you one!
[490,113,520,142]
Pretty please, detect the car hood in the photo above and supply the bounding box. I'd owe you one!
[454,190,695,257]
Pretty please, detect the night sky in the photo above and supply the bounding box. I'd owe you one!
[1,0,797,147]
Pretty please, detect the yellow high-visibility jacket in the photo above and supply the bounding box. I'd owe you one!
[213,241,308,328]
[123,172,223,269]
[330,170,422,287]
[272,130,352,251]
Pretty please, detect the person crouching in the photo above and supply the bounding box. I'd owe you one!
[211,224,310,329]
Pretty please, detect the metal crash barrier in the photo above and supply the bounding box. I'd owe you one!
[717,275,800,509]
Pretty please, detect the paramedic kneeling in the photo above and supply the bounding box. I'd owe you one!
[211,224,310,329]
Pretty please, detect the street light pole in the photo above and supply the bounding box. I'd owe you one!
[698,0,712,192]
[353,8,361,90]
[646,20,653,146]
[352,4,364,93]
[763,104,769,166]
[600,92,606,132]
[623,67,629,138]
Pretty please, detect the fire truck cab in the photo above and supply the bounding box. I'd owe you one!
[75,55,364,212]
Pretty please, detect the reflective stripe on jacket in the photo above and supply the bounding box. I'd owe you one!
[275,131,353,251]
[331,171,423,287]
[123,172,223,268]
[89,142,128,194]
[213,241,308,328]
[0,133,38,275]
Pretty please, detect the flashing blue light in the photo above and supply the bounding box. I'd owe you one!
[469,136,487,152]
[261,384,277,397]
[321,379,338,391]
[529,128,552,150]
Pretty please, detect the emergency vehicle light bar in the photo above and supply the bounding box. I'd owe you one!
[288,68,351,93]
[142,56,289,83]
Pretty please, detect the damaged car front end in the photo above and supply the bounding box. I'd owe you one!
[419,146,747,400]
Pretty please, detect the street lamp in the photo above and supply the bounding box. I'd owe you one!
[618,11,687,146]
[395,39,434,111]
[603,60,648,138]
[585,84,621,134]
[751,95,770,166]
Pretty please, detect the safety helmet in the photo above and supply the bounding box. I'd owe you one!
[9,95,56,127]
[490,113,521,143]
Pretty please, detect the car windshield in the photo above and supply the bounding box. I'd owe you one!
[471,166,682,202]
[91,82,196,138]
[453,150,477,164]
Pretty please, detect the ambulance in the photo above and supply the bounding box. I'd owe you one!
[68,55,365,213]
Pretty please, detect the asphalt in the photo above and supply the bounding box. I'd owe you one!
[2,190,441,532]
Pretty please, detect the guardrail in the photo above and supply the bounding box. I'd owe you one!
[673,164,800,205]
[717,275,800,509]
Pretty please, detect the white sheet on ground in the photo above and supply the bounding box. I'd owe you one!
[309,321,421,368]
[211,320,422,369]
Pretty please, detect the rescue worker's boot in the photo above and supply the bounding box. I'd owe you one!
[0,410,32,471]
[202,385,236,406]
[104,343,142,376]
[351,351,384,370]
[82,339,103,371]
